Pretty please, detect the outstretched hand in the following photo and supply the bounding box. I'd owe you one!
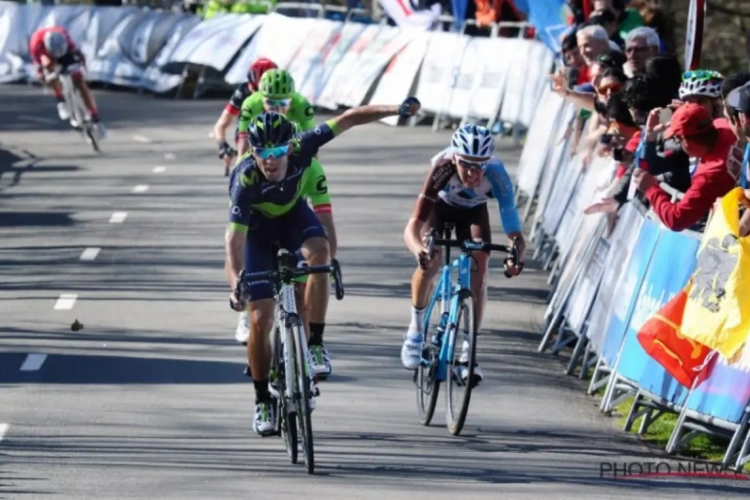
[399,97,421,118]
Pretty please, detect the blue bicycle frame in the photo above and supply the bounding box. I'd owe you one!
[421,240,486,381]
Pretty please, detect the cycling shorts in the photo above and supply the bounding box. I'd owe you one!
[243,199,327,301]
[423,200,492,254]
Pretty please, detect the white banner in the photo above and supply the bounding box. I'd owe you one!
[465,37,511,121]
[305,21,367,109]
[415,31,469,115]
[168,13,263,71]
[497,38,533,126]
[369,32,430,126]
[226,13,314,85]
[286,19,342,103]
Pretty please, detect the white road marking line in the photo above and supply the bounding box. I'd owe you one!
[132,135,151,144]
[153,166,166,173]
[109,212,128,223]
[54,294,78,310]
[0,424,9,443]
[18,114,57,124]
[132,185,149,193]
[20,354,47,372]
[164,153,175,160]
[79,247,101,261]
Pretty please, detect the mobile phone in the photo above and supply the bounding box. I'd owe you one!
[599,133,613,145]
[613,148,624,162]
[658,108,673,124]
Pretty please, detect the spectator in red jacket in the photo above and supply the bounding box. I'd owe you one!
[632,102,737,231]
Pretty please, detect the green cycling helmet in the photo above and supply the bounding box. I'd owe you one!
[679,69,724,100]
[258,69,295,99]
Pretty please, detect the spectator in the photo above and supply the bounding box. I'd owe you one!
[629,0,671,51]
[624,27,660,77]
[722,73,750,140]
[722,80,750,180]
[551,65,627,113]
[562,31,589,86]
[647,53,682,102]
[576,25,611,77]
[589,8,625,49]
[632,103,738,231]
[593,0,645,39]
[598,51,627,70]
[679,70,725,119]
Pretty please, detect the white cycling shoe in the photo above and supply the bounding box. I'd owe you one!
[400,330,424,370]
[57,102,70,121]
[235,311,250,344]
[455,336,484,385]
[253,399,276,436]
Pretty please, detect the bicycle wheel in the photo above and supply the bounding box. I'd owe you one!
[415,291,443,426]
[274,323,297,463]
[292,322,314,474]
[446,289,476,436]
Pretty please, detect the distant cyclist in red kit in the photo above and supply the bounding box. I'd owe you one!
[29,26,105,139]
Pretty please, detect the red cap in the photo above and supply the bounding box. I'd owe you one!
[664,103,714,140]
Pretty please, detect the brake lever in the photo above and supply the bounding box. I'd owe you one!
[331,258,345,300]
[503,240,522,279]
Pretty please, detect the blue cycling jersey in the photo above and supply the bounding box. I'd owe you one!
[420,147,522,235]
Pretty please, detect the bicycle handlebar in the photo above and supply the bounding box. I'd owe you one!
[425,232,524,279]
[230,249,345,311]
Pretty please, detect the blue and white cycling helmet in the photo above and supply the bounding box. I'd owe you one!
[44,31,68,59]
[451,124,494,159]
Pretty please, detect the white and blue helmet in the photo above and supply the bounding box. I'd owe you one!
[451,124,494,159]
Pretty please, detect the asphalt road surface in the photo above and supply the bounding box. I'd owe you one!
[1,84,747,499]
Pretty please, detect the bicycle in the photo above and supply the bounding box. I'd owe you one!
[233,248,344,474]
[414,223,522,436]
[45,65,100,153]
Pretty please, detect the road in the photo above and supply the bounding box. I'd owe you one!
[0,84,747,499]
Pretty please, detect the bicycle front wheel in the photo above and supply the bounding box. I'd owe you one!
[446,290,477,436]
[415,294,442,426]
[274,323,297,464]
[292,323,314,474]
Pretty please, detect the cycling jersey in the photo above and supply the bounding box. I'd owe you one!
[237,92,316,139]
[29,27,80,66]
[225,82,253,117]
[229,119,339,229]
[414,147,522,235]
[230,155,331,215]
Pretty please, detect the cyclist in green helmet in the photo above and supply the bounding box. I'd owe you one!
[236,69,316,158]
[679,70,725,119]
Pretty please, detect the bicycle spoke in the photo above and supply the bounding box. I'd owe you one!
[446,291,477,436]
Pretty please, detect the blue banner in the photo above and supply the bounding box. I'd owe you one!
[526,0,571,54]
[615,228,700,406]
[685,358,750,424]
[451,0,467,32]
[599,216,660,368]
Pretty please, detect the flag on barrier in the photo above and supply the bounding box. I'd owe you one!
[636,288,713,388]
[680,187,750,360]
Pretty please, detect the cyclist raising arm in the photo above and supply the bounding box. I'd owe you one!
[226,97,420,435]
[213,58,277,175]
[400,124,525,384]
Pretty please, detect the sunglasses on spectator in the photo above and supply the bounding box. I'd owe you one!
[253,144,290,159]
[597,83,622,94]
[264,97,292,108]
[456,157,490,170]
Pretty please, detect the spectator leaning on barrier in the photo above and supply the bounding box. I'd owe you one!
[562,31,589,86]
[588,76,692,213]
[576,25,611,79]
[632,103,738,231]
[623,26,660,77]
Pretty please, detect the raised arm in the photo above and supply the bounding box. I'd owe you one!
[328,97,421,135]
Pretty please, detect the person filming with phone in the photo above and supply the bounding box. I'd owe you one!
[631,102,737,231]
